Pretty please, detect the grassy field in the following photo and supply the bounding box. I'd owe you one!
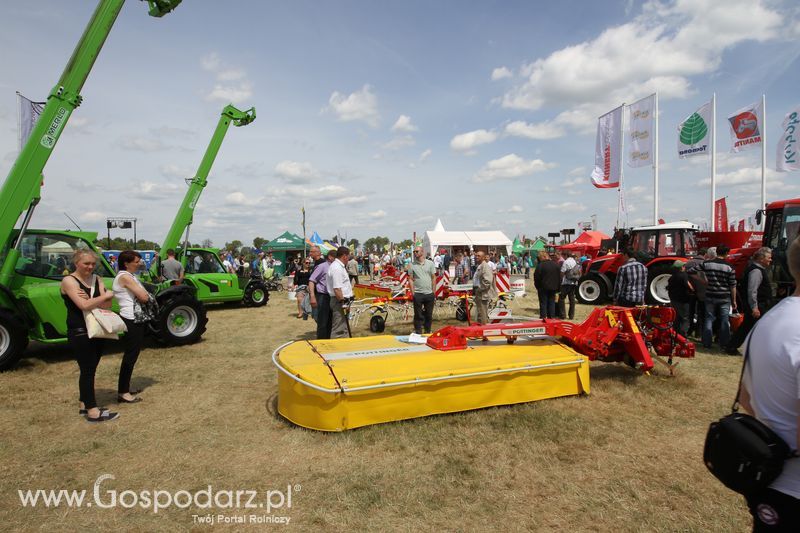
[0,281,752,531]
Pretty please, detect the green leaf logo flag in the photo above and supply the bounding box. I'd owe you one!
[677,100,712,158]
[680,113,708,145]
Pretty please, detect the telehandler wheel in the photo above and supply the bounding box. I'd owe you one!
[646,265,673,305]
[243,281,269,307]
[0,310,28,372]
[369,315,386,333]
[156,294,208,345]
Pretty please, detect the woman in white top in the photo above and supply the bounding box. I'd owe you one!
[112,250,151,403]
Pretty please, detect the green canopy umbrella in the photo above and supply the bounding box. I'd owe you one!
[512,237,524,254]
[265,231,307,274]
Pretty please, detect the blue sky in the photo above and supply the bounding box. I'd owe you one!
[1,0,799,246]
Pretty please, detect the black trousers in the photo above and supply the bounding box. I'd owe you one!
[413,292,435,334]
[315,292,332,339]
[746,488,800,532]
[727,310,758,351]
[670,301,691,337]
[67,330,104,409]
[119,317,145,394]
[558,284,576,319]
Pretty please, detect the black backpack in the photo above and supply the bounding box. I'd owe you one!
[703,330,796,495]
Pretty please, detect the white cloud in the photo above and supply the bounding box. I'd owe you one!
[327,84,380,127]
[697,167,781,187]
[543,201,587,211]
[382,135,416,150]
[335,195,368,205]
[202,52,253,104]
[491,66,512,80]
[498,205,524,213]
[274,160,319,182]
[391,115,418,132]
[450,129,498,152]
[499,0,786,134]
[472,153,556,183]
[368,209,387,218]
[206,82,253,104]
[225,191,260,206]
[568,166,587,177]
[419,148,432,162]
[79,211,106,223]
[129,180,181,200]
[119,137,172,152]
[504,120,565,140]
[562,177,583,187]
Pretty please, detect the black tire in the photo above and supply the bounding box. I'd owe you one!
[0,310,28,372]
[369,315,386,333]
[243,281,269,307]
[577,274,608,304]
[646,265,673,305]
[154,294,208,345]
[455,300,468,321]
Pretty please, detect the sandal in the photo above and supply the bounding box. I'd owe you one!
[117,396,143,404]
[79,406,109,416]
[86,411,120,423]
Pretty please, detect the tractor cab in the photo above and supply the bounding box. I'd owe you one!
[1,230,116,343]
[629,223,698,263]
[758,199,800,297]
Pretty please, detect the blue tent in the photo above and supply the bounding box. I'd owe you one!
[309,231,324,244]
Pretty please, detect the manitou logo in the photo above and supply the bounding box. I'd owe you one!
[730,111,759,139]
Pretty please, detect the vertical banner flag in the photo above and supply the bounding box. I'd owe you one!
[728,101,763,153]
[627,94,654,167]
[677,100,712,158]
[714,198,728,232]
[738,219,745,232]
[591,106,623,188]
[776,107,800,171]
[17,92,45,150]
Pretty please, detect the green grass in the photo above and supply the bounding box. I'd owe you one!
[0,283,752,531]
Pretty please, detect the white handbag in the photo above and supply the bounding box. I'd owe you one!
[82,275,127,339]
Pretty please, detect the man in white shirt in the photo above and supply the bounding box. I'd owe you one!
[740,236,800,530]
[327,246,354,339]
[220,252,234,274]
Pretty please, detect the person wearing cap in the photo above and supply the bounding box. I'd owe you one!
[666,259,693,337]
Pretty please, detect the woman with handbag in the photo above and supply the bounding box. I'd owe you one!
[112,250,153,404]
[60,249,118,423]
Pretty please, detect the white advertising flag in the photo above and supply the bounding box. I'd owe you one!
[17,92,45,151]
[591,105,623,188]
[627,94,654,167]
[677,100,712,158]
[727,100,763,153]
[776,106,800,172]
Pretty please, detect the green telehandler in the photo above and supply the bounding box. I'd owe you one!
[0,0,210,372]
[146,105,269,307]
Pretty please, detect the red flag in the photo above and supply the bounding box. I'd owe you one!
[737,219,745,232]
[714,198,728,232]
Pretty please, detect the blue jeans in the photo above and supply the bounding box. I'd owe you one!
[703,299,731,349]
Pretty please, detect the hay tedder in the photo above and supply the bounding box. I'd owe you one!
[273,305,694,431]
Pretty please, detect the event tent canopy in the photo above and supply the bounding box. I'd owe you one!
[265,231,306,251]
[423,230,512,257]
[309,231,324,245]
[557,230,610,255]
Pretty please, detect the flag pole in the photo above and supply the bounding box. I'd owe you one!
[620,103,626,229]
[653,92,659,225]
[711,93,717,227]
[16,91,22,152]
[761,93,767,225]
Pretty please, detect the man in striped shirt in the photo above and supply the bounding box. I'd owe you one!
[699,244,737,350]
[613,248,647,307]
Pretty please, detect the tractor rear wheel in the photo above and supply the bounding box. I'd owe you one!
[243,281,269,307]
[577,274,607,304]
[0,310,27,372]
[155,294,208,345]
[646,265,673,305]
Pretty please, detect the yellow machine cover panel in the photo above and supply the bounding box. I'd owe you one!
[273,335,590,431]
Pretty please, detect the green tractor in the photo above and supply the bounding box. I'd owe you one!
[0,0,210,371]
[145,105,269,308]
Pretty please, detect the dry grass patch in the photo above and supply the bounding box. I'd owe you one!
[0,283,751,531]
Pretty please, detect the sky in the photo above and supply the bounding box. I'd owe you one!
[1,0,799,247]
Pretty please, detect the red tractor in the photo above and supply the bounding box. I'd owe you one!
[577,222,699,305]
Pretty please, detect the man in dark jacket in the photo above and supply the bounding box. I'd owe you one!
[726,247,772,355]
[667,260,693,337]
[533,251,560,318]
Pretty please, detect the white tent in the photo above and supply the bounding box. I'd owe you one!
[422,230,512,257]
